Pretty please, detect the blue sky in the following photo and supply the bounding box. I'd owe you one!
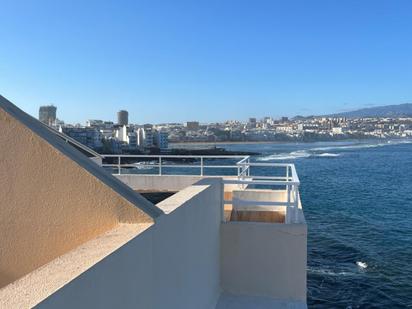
[1,0,412,124]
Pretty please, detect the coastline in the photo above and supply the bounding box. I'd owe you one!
[170,141,286,146]
[169,137,411,150]
[169,138,390,147]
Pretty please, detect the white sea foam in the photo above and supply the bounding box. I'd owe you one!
[356,261,368,269]
[311,139,412,152]
[257,139,411,161]
[313,153,340,157]
[258,150,339,161]
[308,267,354,277]
[258,150,311,161]
[311,143,385,151]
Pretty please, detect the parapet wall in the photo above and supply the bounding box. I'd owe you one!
[0,99,157,288]
[220,221,307,302]
[36,179,222,309]
[116,174,211,192]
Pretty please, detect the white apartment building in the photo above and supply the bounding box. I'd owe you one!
[115,125,128,142]
[137,127,154,149]
[153,130,169,149]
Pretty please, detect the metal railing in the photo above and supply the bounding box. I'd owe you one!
[101,154,247,176]
[100,154,301,223]
[221,161,300,223]
[43,124,103,158]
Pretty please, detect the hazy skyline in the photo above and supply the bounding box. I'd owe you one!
[1,0,412,124]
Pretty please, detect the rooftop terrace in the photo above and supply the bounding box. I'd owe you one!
[101,154,304,224]
[0,95,307,309]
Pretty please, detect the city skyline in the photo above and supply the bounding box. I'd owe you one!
[1,1,412,123]
[40,102,412,126]
[36,99,411,153]
[11,99,412,125]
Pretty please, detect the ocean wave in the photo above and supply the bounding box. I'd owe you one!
[313,153,341,157]
[356,261,368,269]
[311,140,412,152]
[308,267,355,277]
[258,150,339,161]
[257,140,411,161]
[258,150,311,161]
[311,144,386,151]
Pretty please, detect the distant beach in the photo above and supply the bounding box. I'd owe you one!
[169,137,400,148]
[170,141,283,147]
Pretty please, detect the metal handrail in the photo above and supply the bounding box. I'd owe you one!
[101,154,301,223]
[102,164,241,169]
[100,154,300,184]
[101,154,247,158]
[223,179,300,186]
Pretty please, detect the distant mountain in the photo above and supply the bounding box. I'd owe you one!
[330,103,412,118]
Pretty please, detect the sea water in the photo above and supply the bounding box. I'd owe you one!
[221,140,412,308]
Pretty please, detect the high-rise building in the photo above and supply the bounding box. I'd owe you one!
[39,105,57,126]
[117,110,128,126]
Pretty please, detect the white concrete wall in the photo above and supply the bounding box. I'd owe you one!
[37,179,223,309]
[116,174,207,192]
[220,222,307,302]
[232,189,305,224]
[232,189,287,211]
[0,103,155,289]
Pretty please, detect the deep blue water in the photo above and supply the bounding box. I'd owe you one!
[221,140,412,308]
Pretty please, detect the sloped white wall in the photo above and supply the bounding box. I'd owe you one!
[37,179,222,309]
